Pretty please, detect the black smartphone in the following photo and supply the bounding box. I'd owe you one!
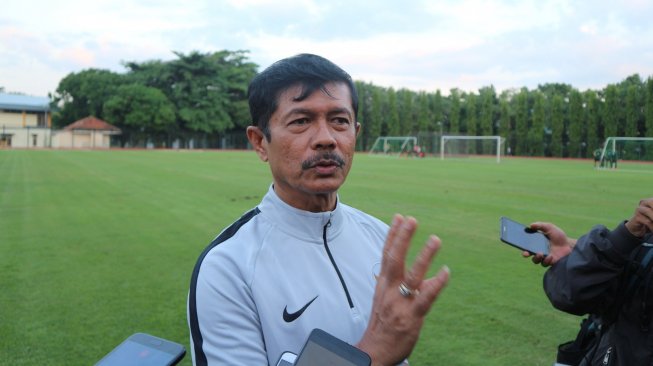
[500,216,549,255]
[294,329,371,366]
[95,332,186,366]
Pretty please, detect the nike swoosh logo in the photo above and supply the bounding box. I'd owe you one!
[283,296,318,323]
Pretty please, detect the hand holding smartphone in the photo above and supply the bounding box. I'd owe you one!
[500,216,549,256]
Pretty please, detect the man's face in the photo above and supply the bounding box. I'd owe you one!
[247,82,360,211]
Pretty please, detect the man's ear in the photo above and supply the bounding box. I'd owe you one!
[246,126,269,162]
[355,121,362,137]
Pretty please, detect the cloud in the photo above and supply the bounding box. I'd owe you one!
[1,0,652,97]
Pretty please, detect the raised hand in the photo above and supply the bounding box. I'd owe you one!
[356,214,450,366]
[625,198,653,238]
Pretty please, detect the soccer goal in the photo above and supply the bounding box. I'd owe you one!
[440,135,505,163]
[369,136,418,157]
[597,137,653,171]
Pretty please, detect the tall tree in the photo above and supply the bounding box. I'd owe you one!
[465,93,479,153]
[50,69,125,127]
[567,89,585,157]
[431,90,445,133]
[646,77,653,138]
[478,86,496,153]
[449,89,461,135]
[125,50,257,134]
[396,89,415,135]
[498,95,513,155]
[103,84,176,145]
[584,90,603,151]
[604,84,620,138]
[550,94,565,157]
[385,88,400,136]
[514,88,529,155]
[369,86,384,142]
[354,81,372,150]
[529,92,546,156]
[625,84,641,137]
[415,91,430,133]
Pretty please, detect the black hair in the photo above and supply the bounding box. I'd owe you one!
[247,53,358,140]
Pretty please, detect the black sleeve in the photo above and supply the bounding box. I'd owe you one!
[543,222,643,316]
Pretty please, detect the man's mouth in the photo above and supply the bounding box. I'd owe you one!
[302,153,346,171]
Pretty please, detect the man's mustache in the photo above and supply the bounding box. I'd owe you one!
[301,152,346,170]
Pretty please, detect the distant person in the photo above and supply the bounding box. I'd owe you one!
[609,150,618,168]
[411,144,425,158]
[524,198,653,365]
[592,148,602,168]
[187,54,450,366]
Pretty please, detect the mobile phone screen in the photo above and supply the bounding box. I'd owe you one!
[500,217,549,255]
[95,333,185,366]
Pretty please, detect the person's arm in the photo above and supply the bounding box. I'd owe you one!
[355,215,450,366]
[544,198,653,315]
[189,253,268,366]
[543,222,642,315]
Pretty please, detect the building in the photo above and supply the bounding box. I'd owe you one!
[0,92,51,148]
[52,116,121,149]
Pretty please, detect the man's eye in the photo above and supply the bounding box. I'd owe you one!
[290,118,309,125]
[334,118,350,124]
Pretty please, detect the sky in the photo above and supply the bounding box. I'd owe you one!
[2,0,653,98]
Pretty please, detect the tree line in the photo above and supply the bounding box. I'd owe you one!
[356,75,653,158]
[50,50,653,157]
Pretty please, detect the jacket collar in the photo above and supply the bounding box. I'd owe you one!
[258,185,344,243]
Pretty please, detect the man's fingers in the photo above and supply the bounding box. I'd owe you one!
[381,215,404,275]
[414,266,450,315]
[383,216,417,278]
[404,236,440,289]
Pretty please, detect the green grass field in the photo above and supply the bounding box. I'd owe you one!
[0,149,649,365]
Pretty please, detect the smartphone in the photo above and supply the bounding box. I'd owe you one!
[276,351,298,366]
[95,332,186,366]
[500,216,549,256]
[294,328,371,366]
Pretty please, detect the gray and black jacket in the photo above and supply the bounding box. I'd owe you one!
[545,221,653,365]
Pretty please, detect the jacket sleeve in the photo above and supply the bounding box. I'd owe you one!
[543,221,643,316]
[189,250,268,366]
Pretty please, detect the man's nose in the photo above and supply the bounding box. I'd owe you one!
[312,120,336,149]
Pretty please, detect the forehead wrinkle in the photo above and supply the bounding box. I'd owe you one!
[280,107,316,120]
[327,107,353,119]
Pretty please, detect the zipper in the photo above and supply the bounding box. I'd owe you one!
[322,219,354,308]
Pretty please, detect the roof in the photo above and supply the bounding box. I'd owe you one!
[0,92,50,112]
[64,116,121,132]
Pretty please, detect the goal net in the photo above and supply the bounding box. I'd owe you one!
[440,135,504,163]
[369,136,418,157]
[597,137,653,171]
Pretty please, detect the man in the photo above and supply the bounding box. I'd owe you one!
[524,198,653,365]
[188,54,450,366]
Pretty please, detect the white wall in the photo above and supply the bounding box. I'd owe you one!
[0,127,51,148]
